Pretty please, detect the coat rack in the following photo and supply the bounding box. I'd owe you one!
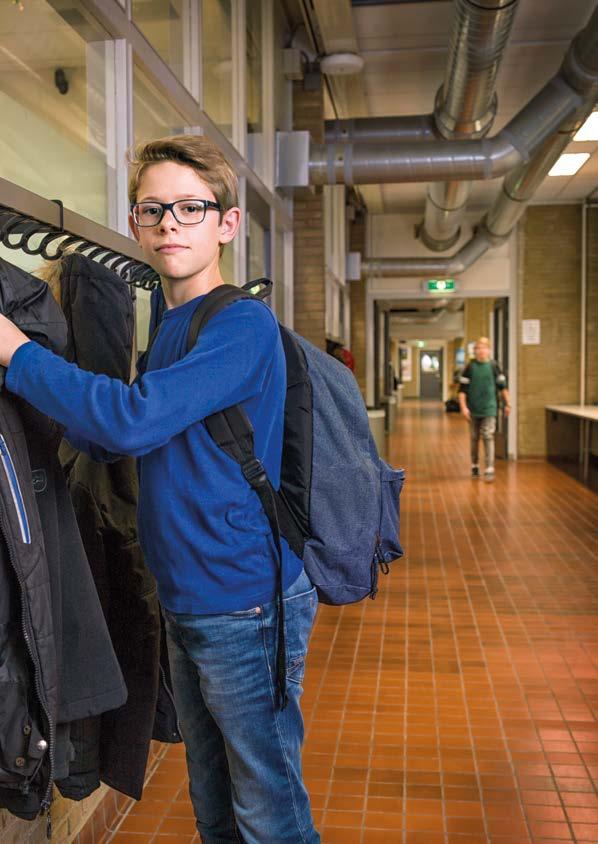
[0,178,159,290]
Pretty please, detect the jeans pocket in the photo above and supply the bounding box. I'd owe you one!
[283,579,318,686]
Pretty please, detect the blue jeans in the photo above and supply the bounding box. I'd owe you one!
[163,569,320,844]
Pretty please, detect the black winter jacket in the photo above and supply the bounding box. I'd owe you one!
[54,254,179,803]
[0,258,127,821]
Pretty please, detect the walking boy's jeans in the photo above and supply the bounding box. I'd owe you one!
[470,415,496,469]
[163,569,320,844]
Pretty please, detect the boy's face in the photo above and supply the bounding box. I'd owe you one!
[129,161,239,283]
[474,342,490,362]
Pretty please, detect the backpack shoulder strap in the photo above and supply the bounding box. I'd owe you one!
[186,284,253,354]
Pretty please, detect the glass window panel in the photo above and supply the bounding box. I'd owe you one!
[202,0,233,141]
[274,229,286,323]
[133,64,187,143]
[246,1,263,176]
[133,66,188,349]
[220,241,235,284]
[247,214,266,282]
[132,0,186,86]
[0,0,112,225]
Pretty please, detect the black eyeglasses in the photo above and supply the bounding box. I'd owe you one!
[131,199,222,227]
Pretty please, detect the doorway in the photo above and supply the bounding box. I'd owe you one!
[493,298,509,459]
[420,348,443,399]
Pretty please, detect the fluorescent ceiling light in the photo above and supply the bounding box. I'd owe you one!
[548,153,590,177]
[574,112,598,141]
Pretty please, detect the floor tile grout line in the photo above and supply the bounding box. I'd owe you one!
[318,600,367,832]
[465,453,590,840]
[359,534,393,844]
[422,480,449,844]
[437,423,567,841]
[430,456,490,842]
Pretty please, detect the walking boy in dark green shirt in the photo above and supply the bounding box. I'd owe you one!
[458,336,511,482]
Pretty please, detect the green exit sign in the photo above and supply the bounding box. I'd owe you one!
[426,279,456,293]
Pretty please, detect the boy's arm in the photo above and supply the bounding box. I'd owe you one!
[1,302,277,459]
[457,364,471,420]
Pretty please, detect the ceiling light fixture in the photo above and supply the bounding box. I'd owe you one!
[320,53,365,77]
[574,112,598,141]
[548,153,590,177]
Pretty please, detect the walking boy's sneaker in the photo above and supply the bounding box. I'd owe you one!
[483,468,495,483]
[471,466,480,478]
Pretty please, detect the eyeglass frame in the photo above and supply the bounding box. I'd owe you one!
[130,199,222,227]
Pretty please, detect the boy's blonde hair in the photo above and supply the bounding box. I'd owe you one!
[128,135,239,211]
[475,336,490,347]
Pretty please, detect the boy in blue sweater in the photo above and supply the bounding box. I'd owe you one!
[0,136,320,843]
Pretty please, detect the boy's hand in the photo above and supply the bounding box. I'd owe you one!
[461,406,471,422]
[0,314,30,367]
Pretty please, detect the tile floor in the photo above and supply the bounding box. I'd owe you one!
[105,400,598,843]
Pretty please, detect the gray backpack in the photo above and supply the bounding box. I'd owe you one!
[142,280,405,704]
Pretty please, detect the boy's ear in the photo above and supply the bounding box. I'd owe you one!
[219,206,241,247]
[129,213,140,243]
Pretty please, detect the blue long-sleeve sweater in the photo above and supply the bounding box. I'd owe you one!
[6,292,303,613]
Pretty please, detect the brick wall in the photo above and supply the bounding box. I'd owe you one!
[349,213,367,398]
[586,206,598,404]
[464,298,494,355]
[292,82,326,350]
[518,205,582,457]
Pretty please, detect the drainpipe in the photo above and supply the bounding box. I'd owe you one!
[420,0,520,252]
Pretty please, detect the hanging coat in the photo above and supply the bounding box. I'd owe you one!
[0,257,127,821]
[54,253,179,804]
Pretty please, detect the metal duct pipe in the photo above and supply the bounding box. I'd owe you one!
[486,6,598,238]
[309,74,581,185]
[362,229,494,277]
[421,0,520,251]
[361,7,598,280]
[324,115,437,144]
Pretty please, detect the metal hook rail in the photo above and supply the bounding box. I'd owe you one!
[0,178,160,290]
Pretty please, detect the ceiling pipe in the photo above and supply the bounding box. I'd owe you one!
[358,7,598,279]
[362,229,494,277]
[420,0,520,252]
[325,115,437,144]
[486,6,598,237]
[309,73,580,185]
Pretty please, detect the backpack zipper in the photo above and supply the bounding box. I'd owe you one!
[370,537,391,599]
[0,435,31,544]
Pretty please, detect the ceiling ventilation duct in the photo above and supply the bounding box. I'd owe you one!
[361,7,598,278]
[419,0,519,252]
[308,75,580,186]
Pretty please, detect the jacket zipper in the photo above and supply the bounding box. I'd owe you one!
[0,497,55,830]
[0,435,31,544]
[159,662,181,740]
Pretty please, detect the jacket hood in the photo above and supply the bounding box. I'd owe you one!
[59,253,134,380]
[0,257,67,355]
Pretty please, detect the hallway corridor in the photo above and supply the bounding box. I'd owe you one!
[107,401,598,844]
